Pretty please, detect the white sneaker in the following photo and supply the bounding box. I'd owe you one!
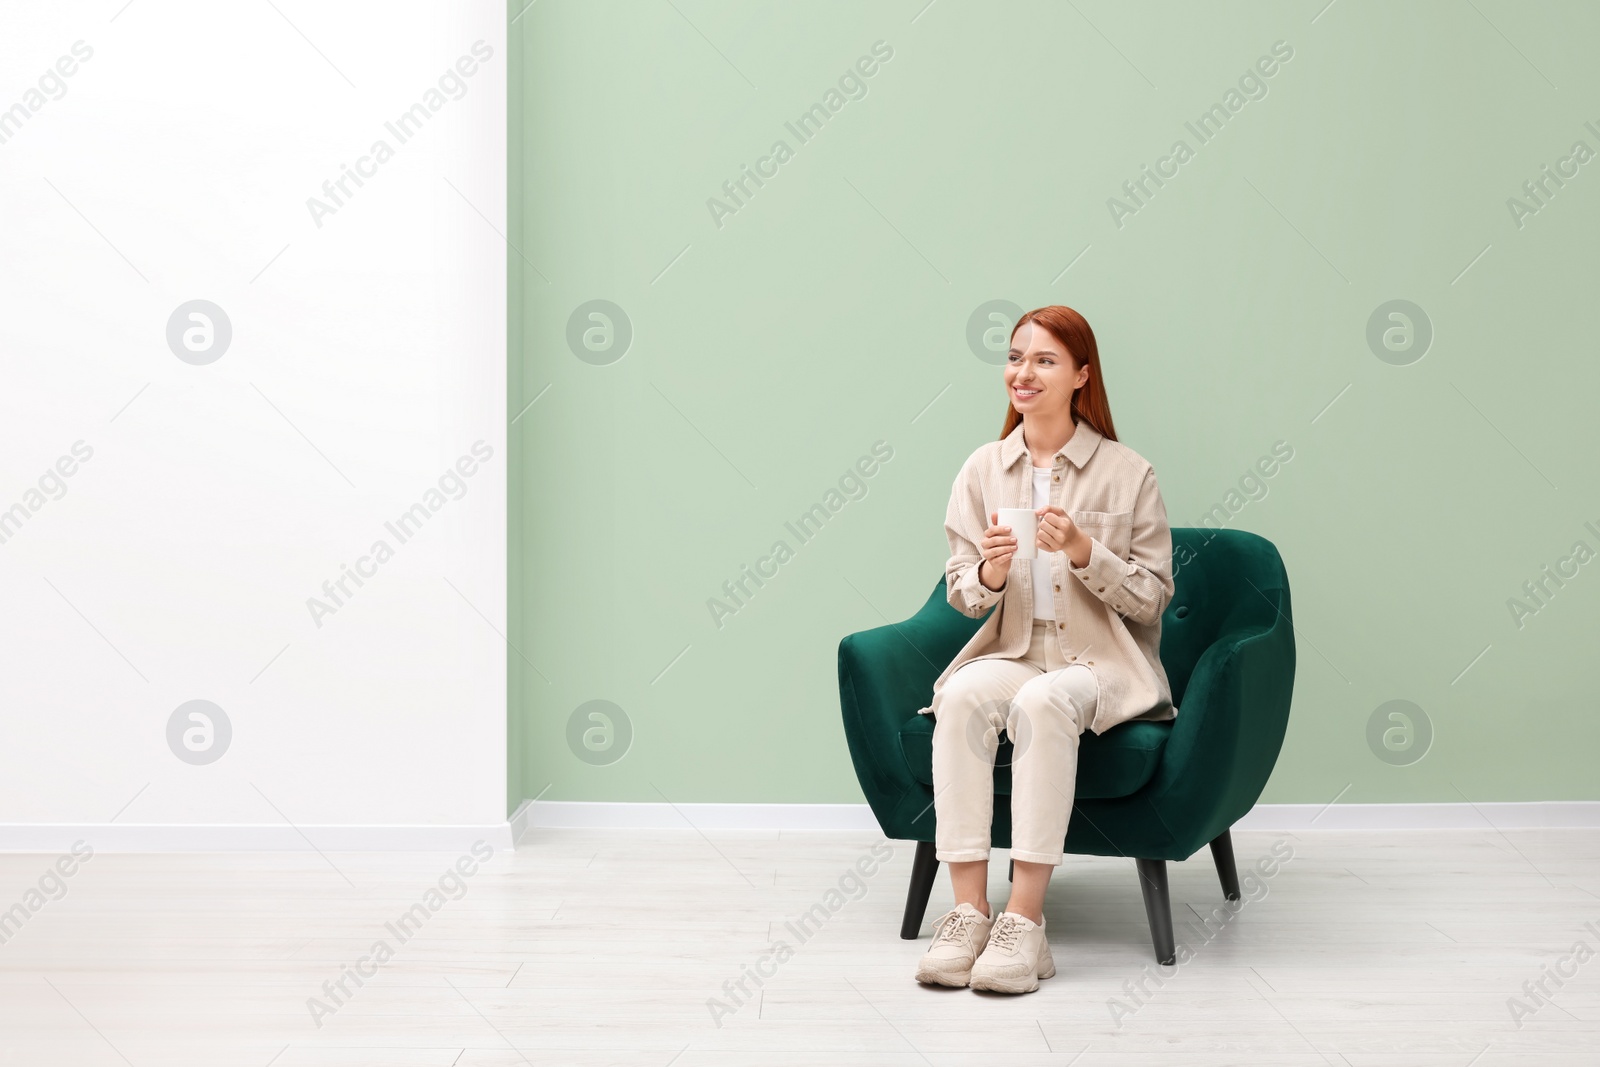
[968,911,1055,993]
[914,902,994,987]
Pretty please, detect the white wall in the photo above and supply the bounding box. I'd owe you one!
[0,1,508,848]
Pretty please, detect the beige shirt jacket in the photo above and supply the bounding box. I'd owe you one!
[916,417,1178,735]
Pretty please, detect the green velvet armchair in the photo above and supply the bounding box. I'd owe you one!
[837,527,1295,964]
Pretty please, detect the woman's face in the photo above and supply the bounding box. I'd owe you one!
[1006,321,1085,417]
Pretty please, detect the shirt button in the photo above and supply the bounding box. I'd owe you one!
[1057,622,1065,630]
[1053,584,1060,592]
[1097,587,1106,592]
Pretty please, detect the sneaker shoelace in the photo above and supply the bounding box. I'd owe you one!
[986,913,1024,953]
[930,907,982,947]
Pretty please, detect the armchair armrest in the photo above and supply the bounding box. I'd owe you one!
[838,578,987,836]
[1139,609,1296,853]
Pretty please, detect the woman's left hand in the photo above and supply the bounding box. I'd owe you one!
[1036,505,1091,565]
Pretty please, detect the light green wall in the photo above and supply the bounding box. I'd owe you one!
[510,0,1600,812]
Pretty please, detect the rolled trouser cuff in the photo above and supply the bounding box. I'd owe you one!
[934,848,991,863]
[1007,847,1065,866]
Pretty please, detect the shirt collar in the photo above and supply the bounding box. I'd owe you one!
[1001,417,1103,471]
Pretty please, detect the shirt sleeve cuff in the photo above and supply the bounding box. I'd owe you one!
[940,559,1004,617]
[1068,536,1126,600]
[962,563,1004,610]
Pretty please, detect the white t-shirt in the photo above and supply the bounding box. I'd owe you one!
[1030,465,1056,621]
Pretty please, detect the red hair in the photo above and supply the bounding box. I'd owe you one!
[1000,305,1118,444]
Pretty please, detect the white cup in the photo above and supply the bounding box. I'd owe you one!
[995,508,1038,560]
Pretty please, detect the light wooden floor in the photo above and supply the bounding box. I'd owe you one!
[1,827,1597,1064]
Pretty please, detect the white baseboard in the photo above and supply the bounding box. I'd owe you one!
[518,800,1600,837]
[4,800,1594,853]
[520,801,881,834]
[1232,801,1600,830]
[0,816,519,853]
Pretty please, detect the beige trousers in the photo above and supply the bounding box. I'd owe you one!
[929,617,1099,866]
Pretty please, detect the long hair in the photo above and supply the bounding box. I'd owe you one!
[999,305,1118,443]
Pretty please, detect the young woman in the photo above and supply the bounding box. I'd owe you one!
[914,305,1177,994]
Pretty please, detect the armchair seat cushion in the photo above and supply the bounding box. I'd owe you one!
[897,713,1172,799]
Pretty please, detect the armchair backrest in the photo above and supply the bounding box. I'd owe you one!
[1160,528,1290,707]
[913,527,1290,711]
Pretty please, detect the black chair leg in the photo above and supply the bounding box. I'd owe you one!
[1134,858,1176,965]
[1209,829,1241,901]
[900,841,940,939]
[1008,858,1014,882]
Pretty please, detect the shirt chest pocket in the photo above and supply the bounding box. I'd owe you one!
[1071,509,1134,557]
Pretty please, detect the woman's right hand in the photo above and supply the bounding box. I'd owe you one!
[978,510,1017,590]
